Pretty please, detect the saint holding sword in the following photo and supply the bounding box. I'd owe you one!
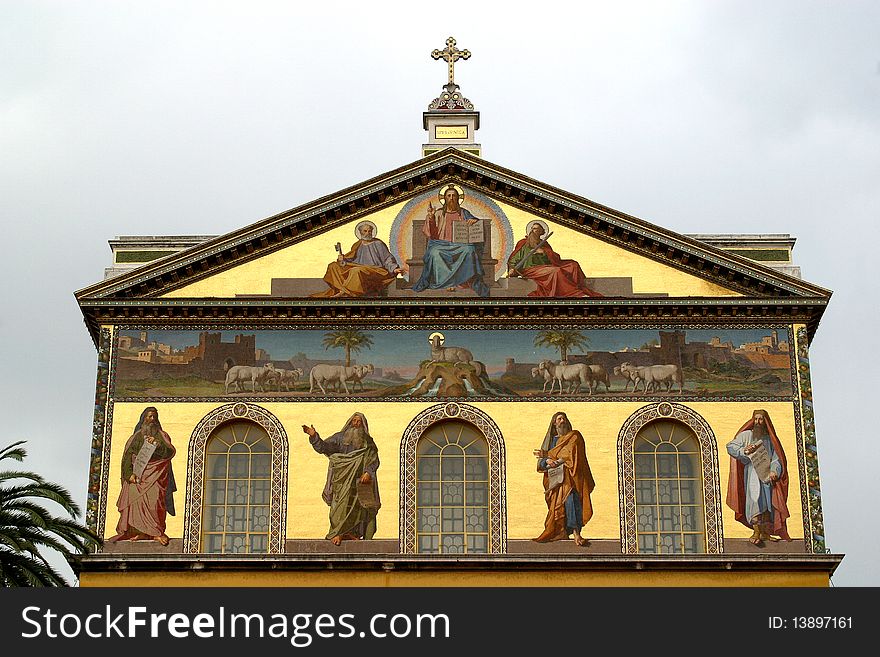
[507,221,602,298]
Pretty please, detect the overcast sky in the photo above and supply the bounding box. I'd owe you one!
[1,1,877,585]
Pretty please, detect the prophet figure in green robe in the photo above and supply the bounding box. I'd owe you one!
[302,413,380,545]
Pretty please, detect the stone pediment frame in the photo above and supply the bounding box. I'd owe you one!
[75,148,831,345]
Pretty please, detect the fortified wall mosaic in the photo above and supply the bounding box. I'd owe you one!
[112,326,796,402]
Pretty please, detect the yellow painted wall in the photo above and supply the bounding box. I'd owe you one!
[105,400,803,543]
[161,196,740,299]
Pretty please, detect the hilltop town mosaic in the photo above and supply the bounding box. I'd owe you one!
[112,326,795,401]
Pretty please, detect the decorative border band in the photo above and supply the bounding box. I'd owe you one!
[87,327,112,535]
[796,325,824,553]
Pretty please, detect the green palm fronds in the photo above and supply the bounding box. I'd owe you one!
[534,330,591,363]
[322,329,374,367]
[0,441,102,587]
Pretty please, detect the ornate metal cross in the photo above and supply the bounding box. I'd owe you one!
[431,36,470,85]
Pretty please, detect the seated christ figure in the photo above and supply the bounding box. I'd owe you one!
[313,222,403,298]
[507,222,602,298]
[412,186,490,297]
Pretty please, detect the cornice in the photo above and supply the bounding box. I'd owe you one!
[78,296,827,349]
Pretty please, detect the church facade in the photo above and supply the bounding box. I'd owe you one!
[74,42,839,586]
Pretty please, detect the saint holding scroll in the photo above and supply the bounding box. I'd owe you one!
[725,410,791,546]
[109,406,176,546]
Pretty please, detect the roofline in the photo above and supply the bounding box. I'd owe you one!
[75,148,831,303]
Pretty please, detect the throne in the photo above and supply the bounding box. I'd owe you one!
[402,219,498,290]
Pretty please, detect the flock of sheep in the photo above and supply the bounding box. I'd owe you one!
[531,360,684,395]
[225,359,684,396]
[223,362,303,394]
[223,362,376,395]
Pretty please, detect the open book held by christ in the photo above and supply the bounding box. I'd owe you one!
[452,220,484,244]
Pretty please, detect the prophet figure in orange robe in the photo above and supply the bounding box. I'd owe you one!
[533,412,595,545]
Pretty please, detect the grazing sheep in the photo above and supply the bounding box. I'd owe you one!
[224,362,276,394]
[619,362,683,394]
[537,359,594,395]
[328,364,374,393]
[531,365,558,393]
[587,364,611,393]
[268,367,304,392]
[309,364,362,395]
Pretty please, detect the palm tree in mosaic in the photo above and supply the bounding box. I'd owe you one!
[0,441,101,586]
[534,329,590,363]
[322,329,374,367]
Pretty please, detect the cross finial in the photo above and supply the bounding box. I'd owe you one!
[431,36,470,85]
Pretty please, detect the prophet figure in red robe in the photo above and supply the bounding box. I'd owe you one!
[109,406,176,546]
[726,409,791,546]
[507,222,601,298]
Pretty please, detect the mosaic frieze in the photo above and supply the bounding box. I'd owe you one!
[112,326,796,402]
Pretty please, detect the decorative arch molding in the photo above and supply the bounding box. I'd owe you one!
[399,402,507,554]
[183,402,289,554]
[617,402,724,554]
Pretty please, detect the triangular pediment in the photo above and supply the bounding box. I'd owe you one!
[76,149,831,306]
[146,195,745,301]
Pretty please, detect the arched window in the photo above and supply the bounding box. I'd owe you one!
[202,421,272,553]
[634,420,703,554]
[416,420,489,554]
[400,402,507,554]
[618,403,723,554]
[184,403,288,554]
